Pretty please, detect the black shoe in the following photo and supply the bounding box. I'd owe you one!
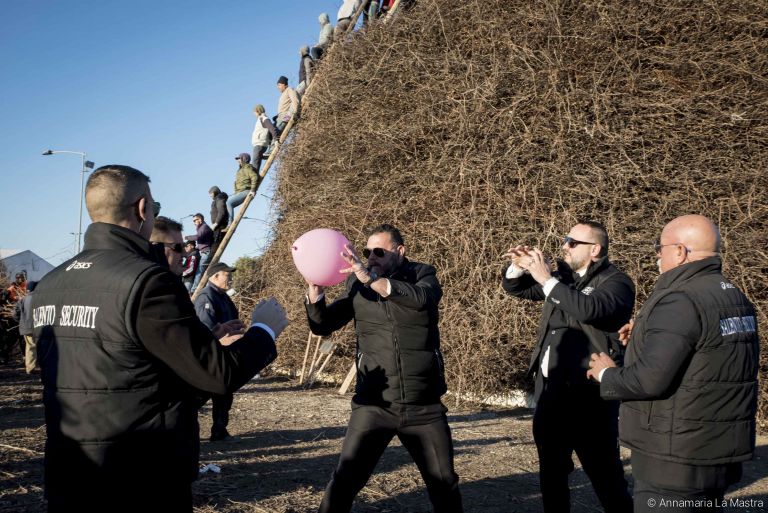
[209,429,231,442]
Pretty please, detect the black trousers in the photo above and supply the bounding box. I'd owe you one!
[533,381,632,513]
[211,392,233,436]
[633,479,725,513]
[318,401,463,513]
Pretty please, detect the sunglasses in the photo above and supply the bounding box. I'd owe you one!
[362,247,388,259]
[152,201,161,217]
[563,236,596,249]
[163,242,184,254]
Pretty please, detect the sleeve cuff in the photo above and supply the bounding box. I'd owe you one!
[305,293,325,304]
[542,277,560,297]
[505,264,525,279]
[385,278,392,296]
[598,368,607,382]
[251,322,276,341]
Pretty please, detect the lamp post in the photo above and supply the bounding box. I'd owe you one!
[42,150,95,254]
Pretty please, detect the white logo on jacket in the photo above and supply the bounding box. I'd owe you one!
[581,286,594,295]
[66,260,92,271]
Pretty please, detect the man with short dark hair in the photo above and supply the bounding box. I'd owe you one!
[588,215,759,512]
[181,241,200,293]
[208,186,229,257]
[150,216,185,277]
[275,76,299,134]
[306,224,463,513]
[32,164,287,512]
[503,221,634,513]
[185,213,213,292]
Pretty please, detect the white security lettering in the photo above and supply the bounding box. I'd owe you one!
[33,305,57,328]
[720,315,757,337]
[57,305,99,329]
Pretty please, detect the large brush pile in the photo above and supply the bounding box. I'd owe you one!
[252,0,768,424]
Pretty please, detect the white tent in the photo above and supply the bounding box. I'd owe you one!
[0,249,55,282]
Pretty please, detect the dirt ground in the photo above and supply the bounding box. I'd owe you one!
[1,361,766,512]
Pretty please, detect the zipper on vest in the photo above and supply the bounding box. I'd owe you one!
[383,301,406,403]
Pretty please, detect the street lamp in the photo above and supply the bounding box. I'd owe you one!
[42,149,95,254]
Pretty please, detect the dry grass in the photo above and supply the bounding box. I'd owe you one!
[245,0,767,425]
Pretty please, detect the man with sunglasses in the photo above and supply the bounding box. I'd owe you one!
[31,165,287,512]
[587,215,759,512]
[503,221,634,513]
[150,216,186,276]
[305,224,463,513]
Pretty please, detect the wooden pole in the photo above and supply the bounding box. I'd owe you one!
[299,331,314,384]
[191,115,297,301]
[338,361,357,394]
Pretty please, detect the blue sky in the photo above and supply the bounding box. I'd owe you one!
[0,0,344,266]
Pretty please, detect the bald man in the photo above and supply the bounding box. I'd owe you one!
[588,215,759,512]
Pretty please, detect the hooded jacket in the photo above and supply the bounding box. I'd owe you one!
[317,13,333,47]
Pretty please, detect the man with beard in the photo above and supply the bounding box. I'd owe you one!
[587,215,759,512]
[305,224,463,513]
[503,221,634,513]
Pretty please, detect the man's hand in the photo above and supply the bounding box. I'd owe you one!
[339,243,372,284]
[307,280,325,304]
[219,333,244,346]
[586,352,616,382]
[247,191,256,199]
[618,319,634,346]
[251,297,289,338]
[211,319,246,340]
[517,247,552,285]
[502,244,532,267]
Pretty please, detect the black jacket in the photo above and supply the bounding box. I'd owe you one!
[503,257,635,398]
[32,223,277,508]
[306,258,446,405]
[210,192,229,228]
[194,282,239,330]
[601,257,759,467]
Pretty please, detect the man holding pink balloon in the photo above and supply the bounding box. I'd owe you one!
[297,224,463,513]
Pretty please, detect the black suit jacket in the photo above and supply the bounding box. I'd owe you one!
[502,257,635,399]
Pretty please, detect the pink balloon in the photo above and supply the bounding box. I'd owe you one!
[291,228,351,286]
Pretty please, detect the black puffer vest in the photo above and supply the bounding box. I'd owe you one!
[33,223,201,487]
[619,257,759,465]
[352,260,447,405]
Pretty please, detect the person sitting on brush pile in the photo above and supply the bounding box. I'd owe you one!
[274,75,300,135]
[225,153,260,227]
[335,0,362,38]
[181,240,199,293]
[296,46,315,96]
[311,13,333,59]
[251,105,278,171]
[363,0,380,26]
[208,185,229,253]
[13,279,38,373]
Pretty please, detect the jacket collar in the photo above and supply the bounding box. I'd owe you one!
[83,222,162,263]
[555,255,611,284]
[655,256,722,291]
[386,257,411,279]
